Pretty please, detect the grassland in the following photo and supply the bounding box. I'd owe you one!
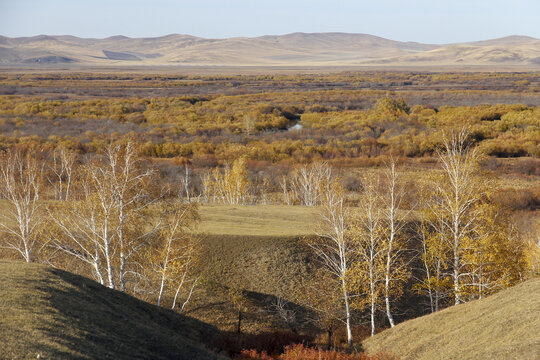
[199,205,317,236]
[0,260,225,360]
[363,277,540,360]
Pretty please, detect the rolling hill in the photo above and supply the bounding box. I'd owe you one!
[0,260,226,360]
[1,32,539,67]
[362,277,540,360]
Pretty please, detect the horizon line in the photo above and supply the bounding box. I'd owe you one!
[1,32,538,45]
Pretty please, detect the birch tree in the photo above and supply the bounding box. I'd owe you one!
[0,151,43,262]
[279,175,296,205]
[291,162,332,206]
[50,160,118,288]
[179,164,192,202]
[380,159,410,327]
[350,176,385,336]
[105,142,162,291]
[310,179,356,349]
[50,142,163,291]
[152,202,200,310]
[200,170,211,203]
[48,147,75,201]
[420,131,531,308]
[428,130,482,305]
[48,181,110,285]
[208,157,250,205]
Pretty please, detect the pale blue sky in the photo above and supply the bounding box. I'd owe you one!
[1,0,538,43]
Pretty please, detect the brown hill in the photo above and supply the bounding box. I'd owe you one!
[366,36,540,66]
[1,32,539,67]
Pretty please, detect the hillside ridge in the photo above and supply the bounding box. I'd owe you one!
[1,32,539,67]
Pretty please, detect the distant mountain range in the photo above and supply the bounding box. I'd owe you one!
[1,32,540,67]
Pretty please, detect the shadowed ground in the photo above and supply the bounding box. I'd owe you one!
[0,260,226,360]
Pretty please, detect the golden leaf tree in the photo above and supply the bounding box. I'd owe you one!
[50,142,164,291]
[423,130,531,307]
[428,130,483,305]
[209,157,250,204]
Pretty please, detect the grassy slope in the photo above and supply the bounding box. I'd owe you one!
[363,278,540,360]
[0,260,226,360]
[186,206,318,333]
[190,234,315,333]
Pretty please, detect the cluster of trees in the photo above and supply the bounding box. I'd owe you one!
[304,131,533,349]
[203,157,251,205]
[279,162,333,206]
[0,143,200,311]
[174,159,340,207]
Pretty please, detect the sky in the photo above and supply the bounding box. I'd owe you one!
[1,0,539,44]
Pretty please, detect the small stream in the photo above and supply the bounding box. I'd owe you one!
[287,123,303,131]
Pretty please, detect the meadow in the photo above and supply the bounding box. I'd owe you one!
[199,205,317,236]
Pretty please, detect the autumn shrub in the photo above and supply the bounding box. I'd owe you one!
[220,331,313,357]
[1,73,539,167]
[510,158,540,176]
[482,140,528,157]
[493,188,540,210]
[236,344,396,360]
[331,326,372,348]
[480,157,502,171]
[283,344,396,360]
[342,173,363,192]
[246,331,313,355]
[236,349,274,360]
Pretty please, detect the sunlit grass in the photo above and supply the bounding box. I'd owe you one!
[198,204,318,236]
[363,278,540,360]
